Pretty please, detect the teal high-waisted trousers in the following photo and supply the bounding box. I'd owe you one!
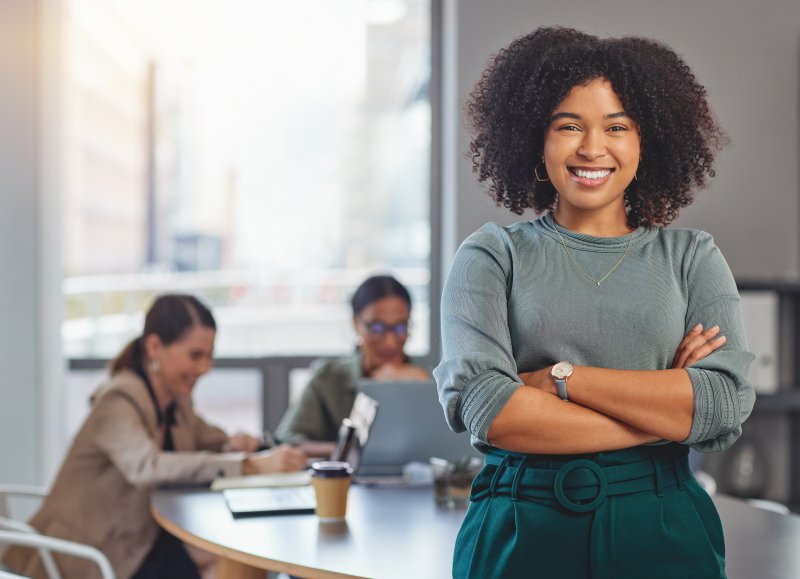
[453,444,725,579]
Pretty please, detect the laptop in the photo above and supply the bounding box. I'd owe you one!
[355,380,481,478]
[222,392,380,517]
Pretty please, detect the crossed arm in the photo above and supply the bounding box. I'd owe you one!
[439,225,755,456]
[487,324,726,454]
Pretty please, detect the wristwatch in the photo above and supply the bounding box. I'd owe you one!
[551,361,574,401]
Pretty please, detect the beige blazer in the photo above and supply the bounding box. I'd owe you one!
[3,369,246,579]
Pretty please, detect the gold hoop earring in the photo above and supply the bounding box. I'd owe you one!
[534,162,550,182]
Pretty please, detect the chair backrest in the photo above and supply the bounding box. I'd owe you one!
[0,518,60,579]
[0,530,115,579]
[0,486,59,579]
[692,470,717,496]
[747,498,791,515]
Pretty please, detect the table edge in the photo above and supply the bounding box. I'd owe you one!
[150,499,368,579]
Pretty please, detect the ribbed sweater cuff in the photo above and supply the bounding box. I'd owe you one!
[460,372,520,444]
[684,367,739,445]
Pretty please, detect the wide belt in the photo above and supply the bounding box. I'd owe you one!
[473,446,691,513]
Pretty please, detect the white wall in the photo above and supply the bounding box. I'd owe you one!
[0,0,63,485]
[0,0,42,484]
[441,0,800,280]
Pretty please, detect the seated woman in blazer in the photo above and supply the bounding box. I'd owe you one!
[3,294,307,579]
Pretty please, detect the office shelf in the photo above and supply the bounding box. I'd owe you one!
[735,279,800,506]
[737,279,800,293]
[753,391,800,412]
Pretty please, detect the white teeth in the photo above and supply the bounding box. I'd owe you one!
[573,168,611,179]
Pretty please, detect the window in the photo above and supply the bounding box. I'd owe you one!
[61,0,432,359]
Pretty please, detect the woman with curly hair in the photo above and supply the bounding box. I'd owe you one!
[434,27,754,578]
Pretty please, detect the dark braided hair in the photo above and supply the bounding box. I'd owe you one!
[466,26,727,227]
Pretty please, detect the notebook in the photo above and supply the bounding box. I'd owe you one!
[222,392,380,517]
[223,486,317,517]
[211,470,311,491]
[355,380,481,478]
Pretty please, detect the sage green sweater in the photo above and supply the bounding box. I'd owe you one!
[275,354,363,444]
[434,213,755,454]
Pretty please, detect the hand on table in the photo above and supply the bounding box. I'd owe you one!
[296,440,337,460]
[242,445,308,474]
[224,432,261,453]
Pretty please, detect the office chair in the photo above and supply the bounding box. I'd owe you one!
[688,471,791,516]
[692,470,717,495]
[0,517,60,579]
[746,498,791,515]
[0,486,62,579]
[0,530,115,579]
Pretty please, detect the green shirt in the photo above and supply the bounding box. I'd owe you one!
[434,213,756,454]
[275,354,363,444]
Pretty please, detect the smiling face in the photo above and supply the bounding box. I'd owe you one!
[543,78,641,234]
[353,295,411,374]
[146,325,215,402]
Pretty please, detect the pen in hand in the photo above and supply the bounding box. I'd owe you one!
[259,430,277,451]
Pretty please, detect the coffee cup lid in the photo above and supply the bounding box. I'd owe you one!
[311,461,353,478]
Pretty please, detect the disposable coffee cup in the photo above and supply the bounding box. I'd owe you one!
[310,461,353,521]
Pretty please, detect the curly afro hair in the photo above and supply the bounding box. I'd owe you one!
[465,27,728,227]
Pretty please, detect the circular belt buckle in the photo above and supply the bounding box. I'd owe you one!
[553,459,608,513]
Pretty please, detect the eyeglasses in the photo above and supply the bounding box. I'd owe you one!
[360,320,409,338]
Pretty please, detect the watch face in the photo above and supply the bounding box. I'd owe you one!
[551,361,574,379]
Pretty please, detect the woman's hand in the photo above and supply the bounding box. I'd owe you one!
[672,323,726,369]
[224,432,261,452]
[296,440,337,460]
[371,363,429,381]
[242,445,308,474]
[517,368,557,395]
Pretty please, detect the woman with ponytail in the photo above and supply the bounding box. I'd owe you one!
[4,294,306,579]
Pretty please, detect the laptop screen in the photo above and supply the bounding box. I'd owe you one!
[355,380,480,477]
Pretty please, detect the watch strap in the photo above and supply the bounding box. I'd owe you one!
[555,377,569,401]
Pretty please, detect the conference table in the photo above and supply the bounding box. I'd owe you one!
[152,484,800,579]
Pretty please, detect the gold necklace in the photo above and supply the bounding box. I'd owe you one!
[554,227,633,286]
